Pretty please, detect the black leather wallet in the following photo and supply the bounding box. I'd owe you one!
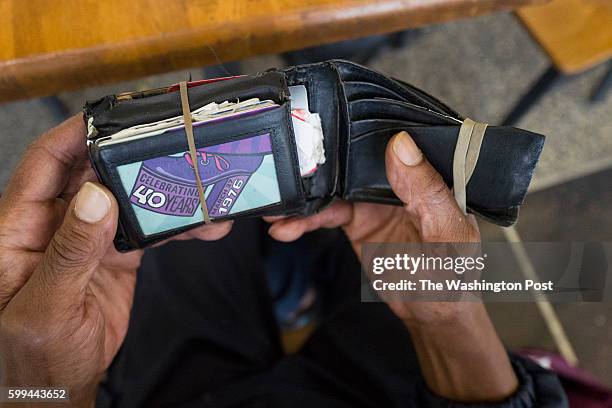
[84,60,544,251]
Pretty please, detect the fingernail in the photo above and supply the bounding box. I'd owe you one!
[393,131,423,166]
[74,182,111,223]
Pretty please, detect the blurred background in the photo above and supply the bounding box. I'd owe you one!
[1,0,611,393]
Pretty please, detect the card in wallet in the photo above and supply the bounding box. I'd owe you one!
[116,132,281,236]
[83,60,545,251]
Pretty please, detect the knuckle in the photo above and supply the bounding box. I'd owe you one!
[404,168,451,217]
[48,225,96,269]
[421,169,449,204]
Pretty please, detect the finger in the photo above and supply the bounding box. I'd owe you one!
[4,114,87,203]
[386,131,462,220]
[151,221,235,247]
[32,182,118,298]
[262,215,289,223]
[60,159,99,202]
[268,201,353,242]
[386,131,479,241]
[176,221,234,241]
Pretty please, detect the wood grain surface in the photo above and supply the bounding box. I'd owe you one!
[517,0,612,74]
[0,0,545,102]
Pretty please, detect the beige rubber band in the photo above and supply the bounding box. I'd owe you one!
[179,82,211,224]
[453,118,488,214]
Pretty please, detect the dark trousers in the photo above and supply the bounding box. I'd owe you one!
[98,219,422,407]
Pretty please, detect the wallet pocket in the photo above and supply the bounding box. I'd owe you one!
[349,98,460,125]
[334,60,454,115]
[90,102,304,250]
[351,119,424,138]
[343,81,407,102]
[282,62,342,213]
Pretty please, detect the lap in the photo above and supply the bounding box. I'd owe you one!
[98,221,422,408]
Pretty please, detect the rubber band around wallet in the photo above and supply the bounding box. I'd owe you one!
[452,118,488,215]
[179,81,212,224]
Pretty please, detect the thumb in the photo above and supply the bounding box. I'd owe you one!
[37,182,118,294]
[385,131,465,228]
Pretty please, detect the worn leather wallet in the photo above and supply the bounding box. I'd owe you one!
[84,60,544,251]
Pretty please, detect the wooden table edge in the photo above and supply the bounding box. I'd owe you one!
[0,0,548,103]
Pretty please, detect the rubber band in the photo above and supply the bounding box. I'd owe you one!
[179,81,211,223]
[453,118,488,214]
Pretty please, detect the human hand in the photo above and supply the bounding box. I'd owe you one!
[267,131,519,402]
[0,116,232,406]
[266,130,480,322]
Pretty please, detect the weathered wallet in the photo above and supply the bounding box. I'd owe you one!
[84,60,544,251]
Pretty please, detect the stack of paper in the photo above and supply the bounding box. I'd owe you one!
[98,86,325,177]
